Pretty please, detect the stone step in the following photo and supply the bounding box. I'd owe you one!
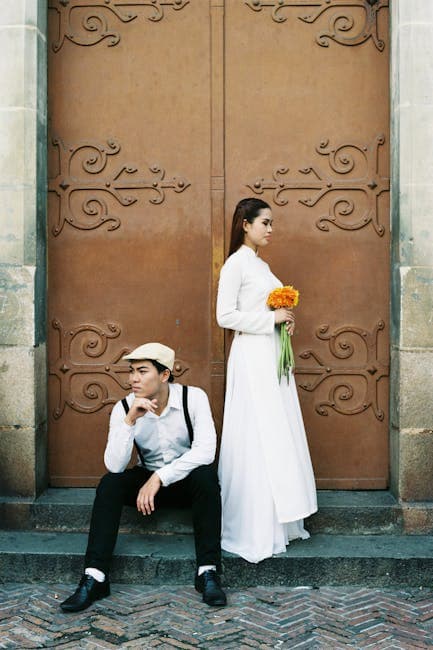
[0,489,415,535]
[0,531,432,587]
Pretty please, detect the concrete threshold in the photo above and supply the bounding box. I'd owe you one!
[0,531,432,587]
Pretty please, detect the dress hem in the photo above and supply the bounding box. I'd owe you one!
[277,506,318,525]
[221,533,311,565]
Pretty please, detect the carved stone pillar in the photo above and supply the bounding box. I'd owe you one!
[0,1,48,496]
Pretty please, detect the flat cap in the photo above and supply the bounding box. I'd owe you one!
[122,342,175,371]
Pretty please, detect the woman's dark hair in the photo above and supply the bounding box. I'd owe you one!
[228,198,271,257]
[150,359,174,383]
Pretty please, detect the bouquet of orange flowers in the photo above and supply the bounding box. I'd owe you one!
[267,285,299,381]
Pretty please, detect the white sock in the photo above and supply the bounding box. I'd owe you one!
[85,567,106,583]
[198,565,217,576]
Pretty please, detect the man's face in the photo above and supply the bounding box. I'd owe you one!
[128,360,167,398]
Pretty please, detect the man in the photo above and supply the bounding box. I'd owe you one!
[61,342,226,612]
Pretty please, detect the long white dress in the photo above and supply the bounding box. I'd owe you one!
[216,244,317,563]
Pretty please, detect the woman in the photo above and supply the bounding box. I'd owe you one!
[216,197,317,563]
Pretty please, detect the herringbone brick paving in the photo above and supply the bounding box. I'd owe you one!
[0,584,432,649]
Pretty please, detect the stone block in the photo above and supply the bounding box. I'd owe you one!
[390,262,402,343]
[399,267,433,348]
[399,0,433,26]
[36,30,47,120]
[34,343,47,428]
[0,27,26,108]
[399,23,433,106]
[0,265,35,346]
[398,185,433,267]
[0,25,40,110]
[399,104,433,187]
[0,427,36,496]
[21,113,47,269]
[390,348,400,430]
[0,344,46,496]
[23,24,40,110]
[0,108,37,186]
[0,186,40,266]
[396,350,433,430]
[399,428,433,501]
[0,189,24,264]
[0,1,46,31]
[24,185,39,266]
[0,346,36,426]
[389,425,400,496]
[35,422,47,496]
[0,501,32,529]
[34,1,48,36]
[0,1,27,26]
[402,503,433,534]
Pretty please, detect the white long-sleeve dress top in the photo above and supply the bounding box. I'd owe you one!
[104,383,216,486]
[217,245,317,563]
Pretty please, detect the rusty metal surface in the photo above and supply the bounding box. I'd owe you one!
[48,137,190,236]
[48,0,389,488]
[244,0,389,51]
[247,135,389,237]
[48,0,190,52]
[225,0,390,488]
[48,0,212,486]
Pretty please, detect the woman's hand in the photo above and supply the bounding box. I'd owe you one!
[125,397,158,426]
[274,308,295,335]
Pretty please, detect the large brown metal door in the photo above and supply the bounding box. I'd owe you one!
[48,0,389,488]
[47,0,214,486]
[225,0,390,489]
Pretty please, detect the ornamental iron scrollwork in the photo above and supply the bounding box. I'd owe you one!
[247,134,389,236]
[49,319,131,419]
[48,0,190,52]
[49,319,190,418]
[245,0,388,51]
[295,320,389,420]
[48,136,190,236]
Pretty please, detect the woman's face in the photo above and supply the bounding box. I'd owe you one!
[243,208,273,250]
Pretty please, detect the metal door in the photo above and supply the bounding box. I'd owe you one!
[47,0,213,485]
[48,0,389,488]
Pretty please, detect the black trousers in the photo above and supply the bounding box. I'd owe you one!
[85,464,222,576]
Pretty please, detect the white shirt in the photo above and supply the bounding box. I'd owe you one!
[104,383,217,486]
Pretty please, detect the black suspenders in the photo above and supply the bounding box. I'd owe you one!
[121,385,194,467]
[181,385,194,444]
[121,396,146,466]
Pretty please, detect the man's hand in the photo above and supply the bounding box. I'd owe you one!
[124,397,158,426]
[136,473,162,515]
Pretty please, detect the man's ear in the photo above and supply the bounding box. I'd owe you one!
[161,369,171,384]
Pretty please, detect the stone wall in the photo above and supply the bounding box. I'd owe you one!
[390,0,433,502]
[0,1,47,496]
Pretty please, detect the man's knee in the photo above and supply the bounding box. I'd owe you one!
[96,471,126,498]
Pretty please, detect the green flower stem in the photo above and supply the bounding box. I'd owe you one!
[279,324,295,382]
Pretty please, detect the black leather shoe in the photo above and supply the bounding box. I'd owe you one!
[195,570,227,606]
[60,574,110,612]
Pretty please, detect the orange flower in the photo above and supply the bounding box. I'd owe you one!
[267,285,299,310]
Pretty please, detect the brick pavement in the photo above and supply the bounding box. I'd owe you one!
[1,583,433,649]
